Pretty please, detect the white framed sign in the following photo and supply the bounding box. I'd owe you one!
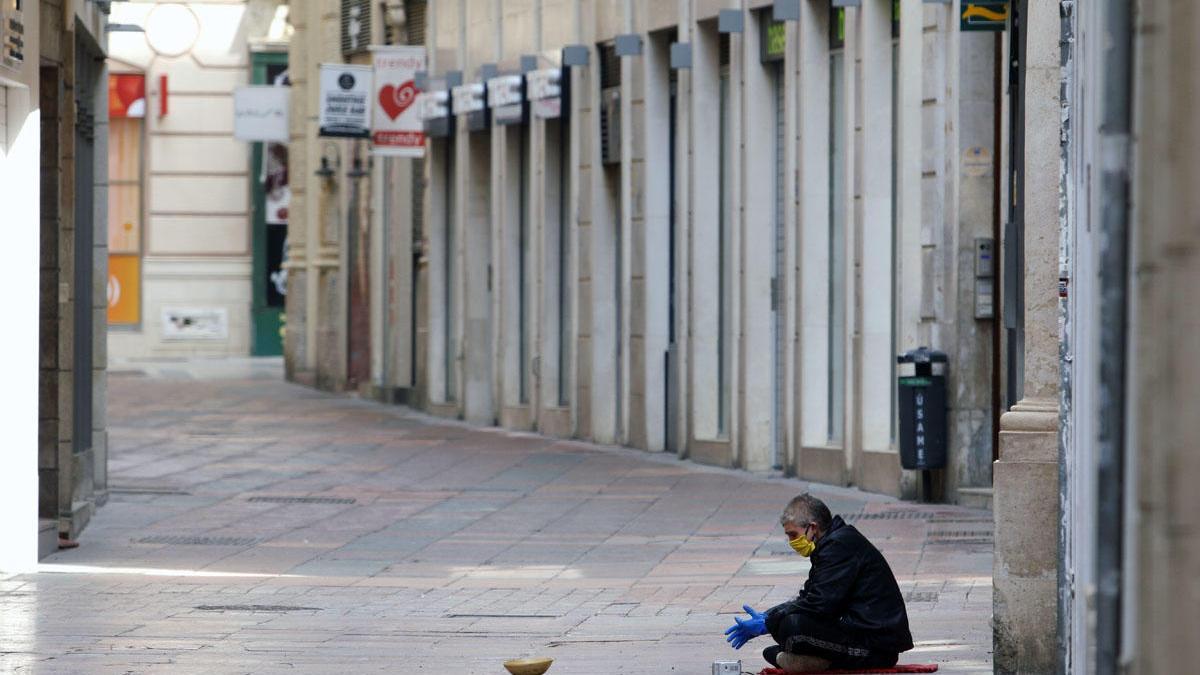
[486,75,523,108]
[233,85,290,142]
[452,83,485,115]
[527,68,563,119]
[488,74,524,125]
[420,90,450,120]
[527,69,561,100]
[318,64,372,138]
[370,45,426,157]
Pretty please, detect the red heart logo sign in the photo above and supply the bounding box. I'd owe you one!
[379,80,418,121]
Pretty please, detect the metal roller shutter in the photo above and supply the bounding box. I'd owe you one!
[341,0,371,55]
[405,0,426,45]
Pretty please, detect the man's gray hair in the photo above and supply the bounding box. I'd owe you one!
[779,493,833,530]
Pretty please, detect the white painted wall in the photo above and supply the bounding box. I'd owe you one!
[858,0,896,453]
[741,12,778,471]
[797,0,832,448]
[690,20,722,441]
[639,31,671,452]
[107,1,282,360]
[0,8,40,570]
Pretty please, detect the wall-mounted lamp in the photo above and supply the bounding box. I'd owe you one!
[346,156,368,179]
[315,157,335,178]
[315,143,340,179]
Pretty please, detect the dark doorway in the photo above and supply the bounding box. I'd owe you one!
[665,66,679,453]
[73,42,98,460]
[39,64,62,522]
[250,52,289,356]
[1004,0,1027,412]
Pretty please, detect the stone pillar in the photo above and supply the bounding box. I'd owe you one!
[1129,0,1200,669]
[285,1,315,384]
[992,1,1061,672]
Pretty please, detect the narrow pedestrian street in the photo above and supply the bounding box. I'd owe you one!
[2,361,992,673]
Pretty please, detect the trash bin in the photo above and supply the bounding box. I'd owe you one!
[896,347,948,471]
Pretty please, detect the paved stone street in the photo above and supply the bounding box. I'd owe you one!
[2,361,992,674]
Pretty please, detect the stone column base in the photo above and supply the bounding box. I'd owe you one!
[993,398,1060,673]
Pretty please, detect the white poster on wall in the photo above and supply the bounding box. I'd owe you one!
[318,64,372,138]
[233,86,290,142]
[161,307,229,340]
[370,45,426,157]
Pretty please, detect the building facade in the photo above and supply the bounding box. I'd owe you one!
[0,0,109,570]
[105,0,289,361]
[285,0,426,397]
[410,0,1006,502]
[1033,0,1200,672]
[282,0,1010,505]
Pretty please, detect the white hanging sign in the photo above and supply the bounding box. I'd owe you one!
[420,90,450,120]
[452,83,485,115]
[527,68,563,119]
[370,45,426,156]
[232,86,290,142]
[318,64,372,138]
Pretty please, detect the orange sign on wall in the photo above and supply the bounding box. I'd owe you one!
[108,73,146,119]
[107,254,141,325]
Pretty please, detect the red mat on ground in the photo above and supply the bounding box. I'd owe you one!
[759,665,937,674]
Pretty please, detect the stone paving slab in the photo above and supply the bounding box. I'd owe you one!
[1,366,992,673]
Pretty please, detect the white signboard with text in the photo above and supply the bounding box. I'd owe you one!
[370,46,426,157]
[527,68,563,119]
[318,64,372,138]
[233,86,290,142]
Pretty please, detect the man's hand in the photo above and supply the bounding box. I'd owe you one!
[723,605,768,649]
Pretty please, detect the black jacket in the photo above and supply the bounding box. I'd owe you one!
[766,515,913,653]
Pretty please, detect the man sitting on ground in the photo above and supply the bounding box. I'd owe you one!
[724,494,914,672]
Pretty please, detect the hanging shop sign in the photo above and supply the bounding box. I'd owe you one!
[233,85,289,142]
[107,255,141,326]
[420,88,452,137]
[452,81,488,132]
[318,64,372,138]
[830,6,846,49]
[109,73,146,119]
[452,82,485,114]
[487,74,525,125]
[961,1,1008,31]
[526,68,563,119]
[370,45,426,156]
[761,16,786,63]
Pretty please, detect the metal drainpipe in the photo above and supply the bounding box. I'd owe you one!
[1094,0,1132,671]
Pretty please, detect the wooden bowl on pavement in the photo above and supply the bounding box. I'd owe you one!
[503,657,553,675]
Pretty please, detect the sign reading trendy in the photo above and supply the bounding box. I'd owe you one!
[370,46,426,156]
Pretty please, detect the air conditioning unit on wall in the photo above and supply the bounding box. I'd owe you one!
[600,86,621,166]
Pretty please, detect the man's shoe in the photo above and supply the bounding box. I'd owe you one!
[776,651,834,673]
[762,645,783,667]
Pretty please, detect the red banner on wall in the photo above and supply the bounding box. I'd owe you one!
[109,73,146,119]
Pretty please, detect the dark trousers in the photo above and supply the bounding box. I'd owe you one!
[763,611,898,670]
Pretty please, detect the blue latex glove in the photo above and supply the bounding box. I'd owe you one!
[723,605,767,650]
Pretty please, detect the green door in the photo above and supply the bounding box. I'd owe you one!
[250,51,289,356]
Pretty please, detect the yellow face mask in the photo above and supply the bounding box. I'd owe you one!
[789,533,816,557]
